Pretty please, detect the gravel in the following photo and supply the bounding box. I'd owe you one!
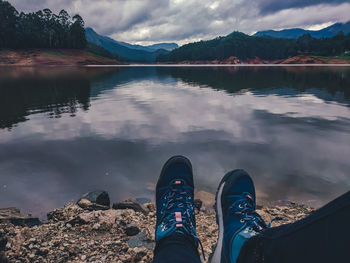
[1,199,314,262]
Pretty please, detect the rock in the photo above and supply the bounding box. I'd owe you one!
[5,242,10,249]
[125,224,140,236]
[68,209,124,227]
[127,232,155,250]
[136,198,151,205]
[0,233,8,263]
[194,191,215,210]
[133,247,148,260]
[77,198,92,207]
[76,199,109,211]
[36,247,49,256]
[77,190,110,211]
[113,199,149,215]
[92,223,101,230]
[0,195,314,263]
[0,207,41,227]
[0,233,7,251]
[194,199,203,212]
[47,203,84,222]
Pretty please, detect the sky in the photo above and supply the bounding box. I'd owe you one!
[8,0,350,45]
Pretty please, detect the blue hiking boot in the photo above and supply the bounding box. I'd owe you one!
[155,156,200,247]
[211,170,267,263]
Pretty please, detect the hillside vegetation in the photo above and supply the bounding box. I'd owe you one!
[157,31,350,62]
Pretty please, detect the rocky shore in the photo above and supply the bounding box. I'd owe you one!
[0,191,315,263]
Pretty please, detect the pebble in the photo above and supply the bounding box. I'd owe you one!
[92,223,101,230]
[0,199,314,263]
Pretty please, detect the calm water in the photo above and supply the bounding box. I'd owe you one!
[1,66,350,218]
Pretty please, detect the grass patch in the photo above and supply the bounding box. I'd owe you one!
[311,55,350,61]
[42,51,67,58]
[89,52,107,59]
[335,55,350,61]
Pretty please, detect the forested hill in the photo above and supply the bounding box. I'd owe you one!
[157,31,350,62]
[0,0,86,49]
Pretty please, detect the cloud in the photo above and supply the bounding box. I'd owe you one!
[250,3,350,33]
[7,0,350,45]
[257,0,350,14]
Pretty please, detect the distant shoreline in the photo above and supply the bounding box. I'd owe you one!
[157,55,350,65]
[87,63,350,67]
[1,49,349,66]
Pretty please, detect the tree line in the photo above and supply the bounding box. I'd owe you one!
[0,0,87,49]
[157,31,350,62]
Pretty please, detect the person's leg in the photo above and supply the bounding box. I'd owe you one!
[153,233,201,263]
[211,169,267,263]
[153,156,201,263]
[237,190,350,263]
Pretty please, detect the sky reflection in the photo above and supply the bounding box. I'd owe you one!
[1,66,350,218]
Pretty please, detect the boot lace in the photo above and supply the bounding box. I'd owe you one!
[228,192,267,232]
[159,182,206,259]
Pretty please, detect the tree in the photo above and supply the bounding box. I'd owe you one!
[0,1,87,49]
[69,14,87,49]
[0,0,19,47]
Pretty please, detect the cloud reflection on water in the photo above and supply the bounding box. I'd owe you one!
[0,66,350,218]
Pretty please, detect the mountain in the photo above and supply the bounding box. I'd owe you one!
[254,21,350,39]
[146,43,178,51]
[85,28,176,62]
[116,41,178,52]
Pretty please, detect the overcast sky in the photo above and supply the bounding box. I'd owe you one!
[8,0,350,45]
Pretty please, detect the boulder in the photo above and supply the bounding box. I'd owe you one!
[0,208,41,227]
[77,191,110,211]
[112,199,149,215]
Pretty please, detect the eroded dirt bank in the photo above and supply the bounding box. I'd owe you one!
[0,49,123,66]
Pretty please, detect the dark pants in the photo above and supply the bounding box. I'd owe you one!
[153,233,201,263]
[153,190,350,263]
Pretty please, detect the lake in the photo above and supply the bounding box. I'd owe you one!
[1,65,350,218]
